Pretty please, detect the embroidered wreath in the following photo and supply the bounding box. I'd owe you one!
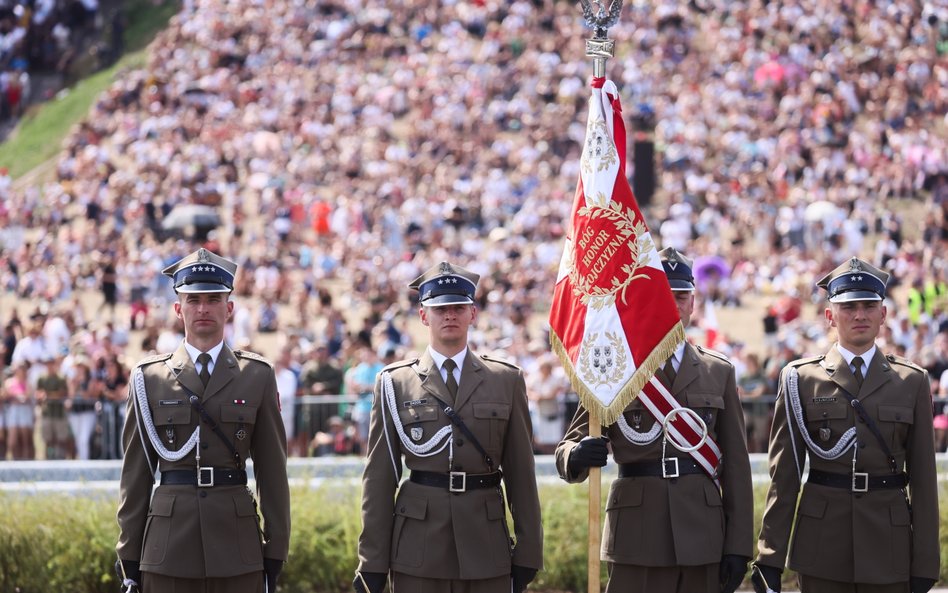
[568,197,654,311]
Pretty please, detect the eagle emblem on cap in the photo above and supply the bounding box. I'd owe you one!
[198,248,210,263]
[848,258,862,272]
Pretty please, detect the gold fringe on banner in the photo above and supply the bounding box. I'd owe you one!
[551,322,685,427]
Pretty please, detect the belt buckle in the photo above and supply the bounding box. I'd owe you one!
[662,458,680,479]
[852,472,869,492]
[197,467,214,487]
[449,471,467,493]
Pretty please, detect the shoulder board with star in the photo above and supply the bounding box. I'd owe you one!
[383,358,419,372]
[136,352,173,368]
[885,354,925,374]
[233,350,273,368]
[695,345,732,366]
[787,355,824,369]
[480,353,521,370]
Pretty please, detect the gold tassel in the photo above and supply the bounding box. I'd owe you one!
[551,323,686,426]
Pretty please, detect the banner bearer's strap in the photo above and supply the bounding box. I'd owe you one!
[636,375,722,482]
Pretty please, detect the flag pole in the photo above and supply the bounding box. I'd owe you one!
[578,3,622,592]
[587,407,602,593]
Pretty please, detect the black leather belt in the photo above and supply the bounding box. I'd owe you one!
[409,470,502,493]
[160,468,247,487]
[619,458,706,479]
[807,469,907,493]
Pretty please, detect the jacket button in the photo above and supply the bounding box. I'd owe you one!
[200,491,207,498]
[167,417,173,423]
[822,411,828,418]
[456,439,464,447]
[399,506,405,513]
[670,478,678,484]
[896,414,902,421]
[859,441,867,449]
[202,442,208,449]
[492,411,497,417]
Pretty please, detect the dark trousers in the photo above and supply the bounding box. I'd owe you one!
[798,574,909,593]
[392,571,510,593]
[605,562,718,593]
[142,570,263,593]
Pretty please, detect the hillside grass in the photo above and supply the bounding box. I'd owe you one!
[0,0,180,180]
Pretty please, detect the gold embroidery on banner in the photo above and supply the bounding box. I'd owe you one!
[581,115,618,175]
[578,331,628,387]
[567,199,654,310]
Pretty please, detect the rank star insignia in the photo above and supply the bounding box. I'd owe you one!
[236,429,247,441]
[410,426,424,441]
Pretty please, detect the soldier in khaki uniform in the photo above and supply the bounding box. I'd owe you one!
[556,247,754,593]
[753,258,939,593]
[115,249,290,593]
[354,262,543,593]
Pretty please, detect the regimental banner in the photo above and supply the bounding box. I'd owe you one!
[549,77,684,426]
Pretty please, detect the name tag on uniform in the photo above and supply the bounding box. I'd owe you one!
[159,400,183,406]
[403,399,429,408]
[812,397,837,403]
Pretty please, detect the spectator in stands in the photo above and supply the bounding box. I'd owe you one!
[274,346,300,455]
[66,357,97,460]
[2,362,32,459]
[295,342,344,456]
[36,355,71,459]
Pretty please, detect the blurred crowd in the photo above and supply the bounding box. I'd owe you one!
[0,0,102,124]
[0,0,947,458]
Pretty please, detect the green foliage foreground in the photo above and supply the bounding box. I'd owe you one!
[1,482,947,592]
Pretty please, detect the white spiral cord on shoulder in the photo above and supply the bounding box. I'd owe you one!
[134,368,201,462]
[784,367,856,481]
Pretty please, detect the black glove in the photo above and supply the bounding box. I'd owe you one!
[910,577,937,593]
[719,555,749,593]
[750,563,781,593]
[511,565,537,593]
[263,558,283,592]
[567,436,609,473]
[114,559,141,593]
[353,571,387,593]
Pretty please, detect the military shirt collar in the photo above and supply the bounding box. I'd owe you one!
[836,343,877,371]
[183,340,225,368]
[428,346,467,375]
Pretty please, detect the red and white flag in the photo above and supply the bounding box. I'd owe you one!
[549,77,684,426]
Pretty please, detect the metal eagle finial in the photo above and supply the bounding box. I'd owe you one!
[579,0,623,77]
[580,0,623,40]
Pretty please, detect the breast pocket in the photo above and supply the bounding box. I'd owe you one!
[878,405,914,452]
[155,402,192,451]
[684,392,725,430]
[804,402,850,445]
[473,402,511,451]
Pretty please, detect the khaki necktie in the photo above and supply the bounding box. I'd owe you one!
[663,358,677,386]
[442,358,459,398]
[852,356,864,390]
[198,352,212,388]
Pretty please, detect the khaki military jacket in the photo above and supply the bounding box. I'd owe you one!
[756,347,939,583]
[555,343,754,567]
[357,350,543,580]
[116,343,291,578]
